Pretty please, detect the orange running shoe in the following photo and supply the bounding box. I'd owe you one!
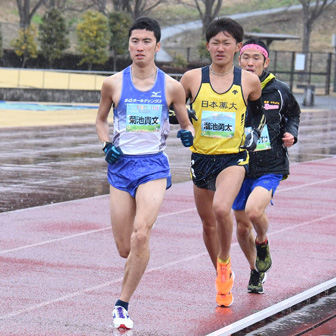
[215,258,234,296]
[216,291,234,307]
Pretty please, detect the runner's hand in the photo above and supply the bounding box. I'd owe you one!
[104,143,123,164]
[177,129,193,147]
[282,132,295,147]
[241,129,259,151]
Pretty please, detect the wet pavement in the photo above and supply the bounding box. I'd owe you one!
[0,124,191,213]
[0,93,335,213]
[247,290,336,335]
[0,156,335,335]
[0,94,336,335]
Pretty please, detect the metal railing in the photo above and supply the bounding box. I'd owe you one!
[1,49,335,96]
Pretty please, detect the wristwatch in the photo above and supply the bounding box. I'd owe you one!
[102,141,111,151]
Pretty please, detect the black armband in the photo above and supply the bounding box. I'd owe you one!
[169,108,179,124]
[249,97,266,137]
[169,105,198,124]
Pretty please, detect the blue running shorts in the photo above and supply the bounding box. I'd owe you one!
[232,174,283,211]
[107,152,172,197]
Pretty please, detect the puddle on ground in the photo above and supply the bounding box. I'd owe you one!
[0,110,335,213]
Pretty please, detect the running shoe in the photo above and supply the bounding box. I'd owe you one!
[113,306,133,330]
[255,240,272,272]
[215,258,234,306]
[216,291,234,307]
[247,269,267,294]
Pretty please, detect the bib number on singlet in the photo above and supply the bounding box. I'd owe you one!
[245,125,271,151]
[201,110,236,138]
[126,103,162,132]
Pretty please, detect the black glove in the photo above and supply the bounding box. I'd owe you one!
[187,108,198,122]
[169,107,198,124]
[177,129,193,147]
[241,129,259,151]
[104,143,123,164]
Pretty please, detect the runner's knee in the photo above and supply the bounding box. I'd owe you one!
[213,202,231,222]
[202,218,216,234]
[246,207,263,223]
[236,221,252,239]
[116,241,131,258]
[131,228,150,254]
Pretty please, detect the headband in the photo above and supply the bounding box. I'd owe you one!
[240,44,269,59]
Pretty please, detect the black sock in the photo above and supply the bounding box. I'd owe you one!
[115,299,129,311]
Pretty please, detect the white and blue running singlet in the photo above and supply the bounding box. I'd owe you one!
[112,66,170,155]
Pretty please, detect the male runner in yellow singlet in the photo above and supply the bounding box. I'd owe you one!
[180,17,265,307]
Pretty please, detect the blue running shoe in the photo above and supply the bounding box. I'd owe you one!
[113,306,133,330]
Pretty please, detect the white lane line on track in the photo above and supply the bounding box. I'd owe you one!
[0,194,109,213]
[1,175,335,256]
[0,227,109,255]
[0,210,335,320]
[0,274,121,320]
[1,176,335,256]
[0,252,207,321]
[269,213,336,236]
[206,277,336,336]
[0,208,197,255]
[0,169,335,319]
[277,177,336,193]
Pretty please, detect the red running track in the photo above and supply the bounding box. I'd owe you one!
[0,157,335,336]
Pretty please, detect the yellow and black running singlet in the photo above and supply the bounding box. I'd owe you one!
[190,66,247,155]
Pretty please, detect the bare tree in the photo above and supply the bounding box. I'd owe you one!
[111,0,167,18]
[299,0,336,54]
[90,0,107,14]
[194,0,223,34]
[16,0,45,28]
[111,0,131,12]
[97,0,107,13]
[16,0,98,27]
[47,0,97,13]
[43,0,67,9]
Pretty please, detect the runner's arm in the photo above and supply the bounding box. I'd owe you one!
[281,86,301,144]
[247,74,265,136]
[249,96,266,137]
[96,78,114,143]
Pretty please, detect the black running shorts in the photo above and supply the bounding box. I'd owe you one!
[190,151,249,190]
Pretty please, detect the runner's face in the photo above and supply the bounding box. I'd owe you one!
[207,32,241,66]
[239,49,270,77]
[128,29,160,65]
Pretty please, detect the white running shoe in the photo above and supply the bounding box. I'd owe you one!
[113,306,133,329]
